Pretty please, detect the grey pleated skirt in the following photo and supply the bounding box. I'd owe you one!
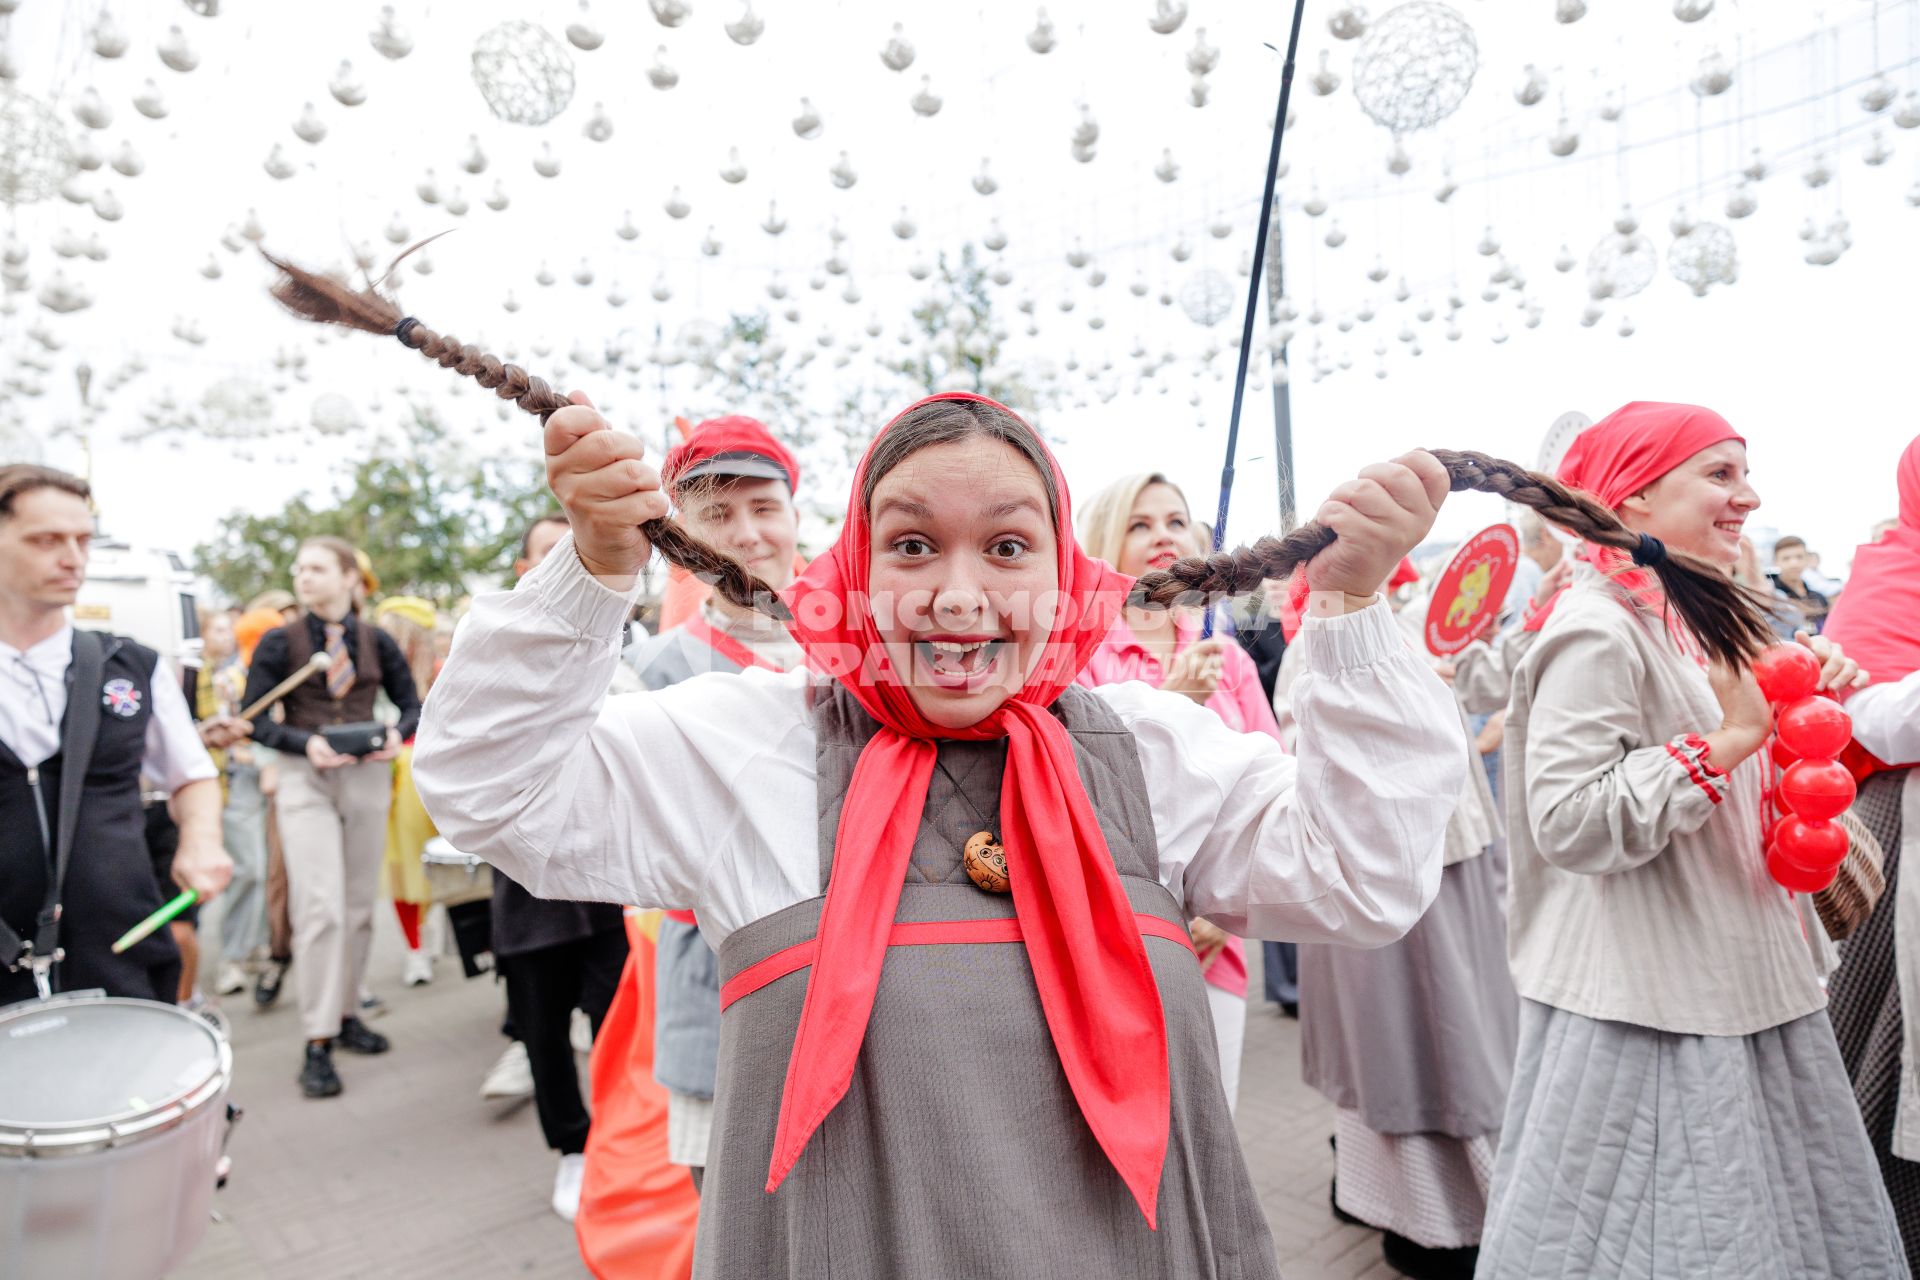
[1477,999,1910,1279]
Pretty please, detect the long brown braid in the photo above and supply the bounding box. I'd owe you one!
[1131,448,1775,669]
[260,249,790,621]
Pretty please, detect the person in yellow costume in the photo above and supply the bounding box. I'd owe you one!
[374,595,441,987]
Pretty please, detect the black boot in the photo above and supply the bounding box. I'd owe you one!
[254,957,289,1009]
[299,1041,342,1098]
[335,1015,390,1055]
[1381,1232,1479,1280]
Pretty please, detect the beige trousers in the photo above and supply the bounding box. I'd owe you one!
[277,756,393,1041]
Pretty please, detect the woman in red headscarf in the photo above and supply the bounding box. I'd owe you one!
[413,392,1467,1277]
[1818,433,1920,1272]
[1475,403,1901,1279]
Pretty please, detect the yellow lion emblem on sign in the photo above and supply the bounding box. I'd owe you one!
[1445,559,1494,629]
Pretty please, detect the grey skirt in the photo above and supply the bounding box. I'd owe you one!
[1300,841,1517,1138]
[1478,1000,1909,1279]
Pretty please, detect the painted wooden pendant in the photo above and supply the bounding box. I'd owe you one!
[963,830,1010,894]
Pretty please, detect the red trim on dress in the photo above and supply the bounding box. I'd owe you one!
[1665,733,1725,805]
[681,614,785,673]
[719,913,1196,1012]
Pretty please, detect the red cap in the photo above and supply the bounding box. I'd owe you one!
[661,415,800,496]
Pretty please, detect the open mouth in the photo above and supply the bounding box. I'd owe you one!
[1713,520,1745,537]
[1147,550,1179,570]
[914,637,1007,689]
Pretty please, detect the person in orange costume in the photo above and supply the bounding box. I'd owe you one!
[575,908,701,1279]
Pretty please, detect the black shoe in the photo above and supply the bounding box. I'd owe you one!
[254,958,288,1009]
[299,1042,342,1098]
[1278,999,1298,1019]
[1381,1232,1479,1280]
[335,1015,390,1055]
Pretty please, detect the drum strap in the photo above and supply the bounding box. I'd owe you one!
[1,628,105,977]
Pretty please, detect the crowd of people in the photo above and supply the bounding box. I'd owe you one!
[2,398,1917,1280]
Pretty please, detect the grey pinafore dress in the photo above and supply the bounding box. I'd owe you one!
[693,683,1282,1279]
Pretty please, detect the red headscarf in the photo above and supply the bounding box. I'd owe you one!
[773,393,1167,1223]
[1824,434,1920,701]
[1524,401,1746,632]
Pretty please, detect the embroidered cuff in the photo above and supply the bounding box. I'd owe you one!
[1665,732,1728,805]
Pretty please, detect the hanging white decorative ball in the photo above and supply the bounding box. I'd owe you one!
[91,187,123,222]
[1310,49,1342,96]
[1434,170,1458,202]
[1514,64,1547,107]
[871,23,914,75]
[583,102,614,142]
[1742,149,1768,181]
[1324,220,1347,248]
[1673,0,1713,21]
[1907,180,1920,207]
[73,87,113,130]
[1188,76,1210,109]
[460,135,488,175]
[1386,139,1412,174]
[1150,0,1188,36]
[1860,74,1896,114]
[891,207,917,239]
[1555,0,1586,22]
[651,273,673,301]
[328,62,365,108]
[1617,315,1635,338]
[411,253,433,277]
[1669,205,1695,238]
[292,102,327,144]
[761,200,788,235]
[1548,118,1579,156]
[1553,243,1575,272]
[567,3,607,52]
[1353,3,1479,132]
[263,144,296,180]
[1802,153,1832,187]
[1864,130,1893,166]
[1171,236,1192,262]
[1586,231,1657,300]
[535,262,556,286]
[1476,225,1500,256]
[1668,222,1737,295]
[1028,8,1058,53]
[64,136,99,175]
[1303,186,1328,217]
[651,0,691,27]
[199,254,222,280]
[92,14,130,59]
[158,27,199,73]
[486,180,510,211]
[908,257,932,281]
[1366,255,1390,283]
[1185,27,1220,78]
[384,213,409,244]
[1329,5,1369,40]
[1598,90,1622,122]
[726,3,765,45]
[1613,205,1640,235]
[1690,49,1733,98]
[445,188,469,216]
[1895,92,1920,130]
[1724,182,1757,219]
[792,97,823,139]
[573,259,596,285]
[984,218,1008,251]
[911,75,943,117]
[664,186,690,218]
[829,151,858,189]
[1209,217,1233,240]
[648,47,679,89]
[369,6,414,60]
[472,22,577,125]
[109,139,144,177]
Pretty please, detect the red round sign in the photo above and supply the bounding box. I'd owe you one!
[1423,524,1520,656]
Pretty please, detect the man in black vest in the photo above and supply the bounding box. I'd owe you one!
[0,465,234,1007]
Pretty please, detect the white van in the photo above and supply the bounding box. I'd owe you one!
[71,539,203,668]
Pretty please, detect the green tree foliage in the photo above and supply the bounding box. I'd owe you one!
[193,410,552,607]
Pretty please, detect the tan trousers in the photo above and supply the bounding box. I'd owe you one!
[277,756,393,1041]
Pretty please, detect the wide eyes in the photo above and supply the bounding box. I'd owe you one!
[893,537,932,558]
[989,538,1028,559]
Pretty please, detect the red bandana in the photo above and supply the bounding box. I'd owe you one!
[771,393,1167,1224]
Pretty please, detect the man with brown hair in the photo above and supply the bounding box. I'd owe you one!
[0,464,234,1005]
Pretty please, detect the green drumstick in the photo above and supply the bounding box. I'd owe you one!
[111,888,199,954]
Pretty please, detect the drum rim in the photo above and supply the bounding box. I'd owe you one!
[0,995,235,1158]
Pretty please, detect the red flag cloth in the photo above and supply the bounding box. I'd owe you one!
[574,912,700,1280]
[1823,434,1920,696]
[771,392,1167,1224]
[1278,557,1415,642]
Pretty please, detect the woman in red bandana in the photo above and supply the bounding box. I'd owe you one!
[414,392,1467,1278]
[1820,433,1920,1273]
[1476,402,1903,1279]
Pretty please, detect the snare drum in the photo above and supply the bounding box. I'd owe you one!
[0,994,233,1280]
[422,835,492,907]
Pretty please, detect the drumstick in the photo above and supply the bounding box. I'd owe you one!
[111,888,198,954]
[237,652,330,721]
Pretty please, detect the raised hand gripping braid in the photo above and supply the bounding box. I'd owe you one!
[261,249,790,621]
[1130,448,1775,670]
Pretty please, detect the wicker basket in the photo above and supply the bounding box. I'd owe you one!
[1813,809,1887,941]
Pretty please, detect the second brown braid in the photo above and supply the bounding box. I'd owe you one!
[262,249,790,621]
[1130,448,1774,669]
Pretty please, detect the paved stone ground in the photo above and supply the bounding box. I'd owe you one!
[177,918,1396,1279]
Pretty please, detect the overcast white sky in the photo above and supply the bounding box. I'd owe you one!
[6,0,1917,585]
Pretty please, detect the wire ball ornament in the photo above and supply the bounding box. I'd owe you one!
[471,22,577,126]
[1585,230,1658,300]
[1351,2,1479,133]
[1179,269,1236,326]
[1668,222,1738,295]
[0,88,76,205]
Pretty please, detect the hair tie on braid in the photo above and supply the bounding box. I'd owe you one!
[260,245,790,623]
[1132,447,1774,670]
[1630,533,1668,568]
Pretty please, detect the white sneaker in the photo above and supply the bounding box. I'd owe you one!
[214,961,248,997]
[480,1040,534,1100]
[551,1152,587,1221]
[570,1007,593,1055]
[402,949,434,987]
